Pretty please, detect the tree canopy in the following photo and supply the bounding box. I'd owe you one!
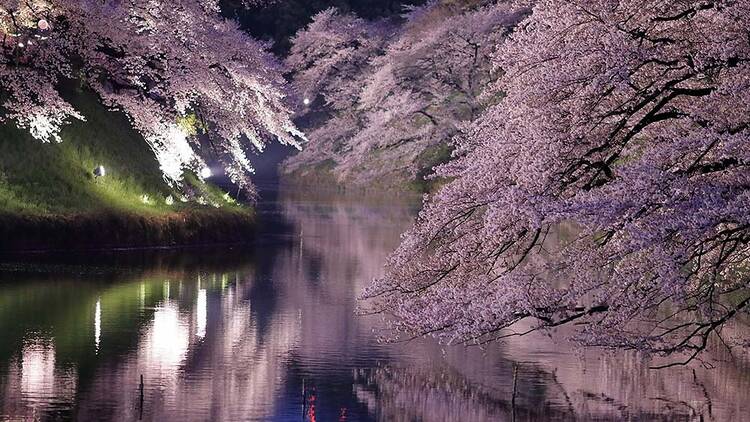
[283,1,525,188]
[0,0,303,193]
[364,0,750,368]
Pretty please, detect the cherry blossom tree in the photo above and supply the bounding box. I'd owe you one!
[283,2,526,188]
[365,0,750,367]
[281,7,391,183]
[0,0,302,192]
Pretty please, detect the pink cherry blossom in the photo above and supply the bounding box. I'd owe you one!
[364,0,750,368]
[0,0,302,192]
[282,3,527,187]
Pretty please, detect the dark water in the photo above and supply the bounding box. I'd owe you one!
[1,189,749,421]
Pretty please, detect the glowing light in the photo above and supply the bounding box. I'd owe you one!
[17,42,24,48]
[303,98,311,106]
[21,110,83,143]
[200,167,212,179]
[145,303,189,370]
[93,165,106,177]
[38,19,50,31]
[196,289,207,339]
[21,338,55,398]
[147,123,197,184]
[95,299,101,353]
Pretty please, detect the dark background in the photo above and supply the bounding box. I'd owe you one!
[221,0,426,54]
[217,0,427,191]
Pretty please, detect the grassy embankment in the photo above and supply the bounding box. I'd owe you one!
[0,88,254,251]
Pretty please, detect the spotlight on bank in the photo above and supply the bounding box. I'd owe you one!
[93,165,106,178]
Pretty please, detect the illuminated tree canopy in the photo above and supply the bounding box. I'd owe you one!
[0,0,303,191]
[364,0,750,367]
[282,2,526,187]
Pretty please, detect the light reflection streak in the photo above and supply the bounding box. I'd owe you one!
[196,289,207,339]
[21,338,56,399]
[95,299,101,353]
[143,303,190,373]
[3,194,749,421]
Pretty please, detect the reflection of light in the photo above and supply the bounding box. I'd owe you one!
[146,304,189,369]
[140,283,146,309]
[303,98,311,106]
[164,281,170,299]
[197,289,207,339]
[95,299,101,353]
[200,167,212,179]
[21,339,55,397]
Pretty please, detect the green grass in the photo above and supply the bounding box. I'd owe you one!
[0,86,256,250]
[0,87,244,217]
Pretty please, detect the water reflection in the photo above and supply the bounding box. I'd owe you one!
[196,289,206,340]
[95,299,101,353]
[0,189,748,421]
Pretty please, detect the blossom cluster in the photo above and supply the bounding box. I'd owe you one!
[0,0,301,190]
[365,0,750,366]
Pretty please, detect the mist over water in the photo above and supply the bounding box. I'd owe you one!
[0,188,748,421]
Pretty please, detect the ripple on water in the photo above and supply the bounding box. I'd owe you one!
[0,192,748,421]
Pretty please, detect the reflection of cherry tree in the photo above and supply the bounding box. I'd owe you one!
[1,337,78,420]
[2,196,750,420]
[0,0,302,191]
[72,270,302,421]
[501,321,750,420]
[350,322,750,421]
[266,192,419,363]
[277,191,417,289]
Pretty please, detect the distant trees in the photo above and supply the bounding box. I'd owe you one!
[222,0,427,54]
[364,0,750,367]
[0,0,303,192]
[283,2,527,188]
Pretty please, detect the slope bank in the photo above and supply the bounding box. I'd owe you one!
[0,89,253,252]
